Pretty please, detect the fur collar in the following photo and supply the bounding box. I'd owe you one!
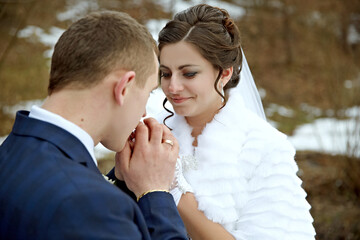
[155,89,289,224]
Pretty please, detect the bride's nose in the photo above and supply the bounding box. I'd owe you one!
[168,76,184,93]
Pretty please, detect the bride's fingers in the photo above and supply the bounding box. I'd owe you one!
[162,124,178,151]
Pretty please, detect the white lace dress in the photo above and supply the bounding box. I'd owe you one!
[156,88,316,240]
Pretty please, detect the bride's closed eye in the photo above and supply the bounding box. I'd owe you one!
[159,70,197,79]
[183,72,197,78]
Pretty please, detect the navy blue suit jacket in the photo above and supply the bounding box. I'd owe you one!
[0,111,187,240]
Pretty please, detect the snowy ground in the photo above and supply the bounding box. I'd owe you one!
[288,109,360,158]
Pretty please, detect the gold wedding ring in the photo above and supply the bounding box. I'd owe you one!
[163,139,174,147]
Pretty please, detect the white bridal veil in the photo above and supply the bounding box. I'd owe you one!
[237,50,266,120]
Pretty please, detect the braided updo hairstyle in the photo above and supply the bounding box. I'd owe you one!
[158,4,242,104]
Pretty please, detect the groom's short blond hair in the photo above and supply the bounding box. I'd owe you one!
[48,11,158,94]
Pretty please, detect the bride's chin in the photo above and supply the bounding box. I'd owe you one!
[173,108,189,117]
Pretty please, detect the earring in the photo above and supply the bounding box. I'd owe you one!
[220,82,225,103]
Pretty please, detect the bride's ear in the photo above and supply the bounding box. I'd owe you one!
[221,66,233,87]
[114,71,136,106]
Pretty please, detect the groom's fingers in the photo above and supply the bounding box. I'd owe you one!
[133,122,148,148]
[143,118,163,144]
[115,141,132,180]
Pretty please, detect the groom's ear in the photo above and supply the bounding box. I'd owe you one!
[114,71,136,106]
[221,67,233,86]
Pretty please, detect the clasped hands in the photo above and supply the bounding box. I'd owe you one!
[114,118,179,200]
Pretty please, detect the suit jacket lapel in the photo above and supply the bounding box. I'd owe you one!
[12,111,101,174]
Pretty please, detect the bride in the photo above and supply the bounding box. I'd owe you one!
[156,4,316,240]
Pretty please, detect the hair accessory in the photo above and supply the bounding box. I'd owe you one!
[223,17,235,39]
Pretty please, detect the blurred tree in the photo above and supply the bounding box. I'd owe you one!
[0,0,38,71]
[96,0,171,24]
[234,0,360,110]
[0,0,67,136]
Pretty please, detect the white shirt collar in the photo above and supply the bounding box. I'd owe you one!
[29,105,97,166]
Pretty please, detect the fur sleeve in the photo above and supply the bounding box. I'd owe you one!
[231,133,316,240]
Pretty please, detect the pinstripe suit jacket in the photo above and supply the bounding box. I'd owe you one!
[0,111,187,240]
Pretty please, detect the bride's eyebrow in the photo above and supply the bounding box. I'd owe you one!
[159,64,199,70]
[178,64,199,70]
[159,65,169,70]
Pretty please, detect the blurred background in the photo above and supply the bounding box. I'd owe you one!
[0,0,359,239]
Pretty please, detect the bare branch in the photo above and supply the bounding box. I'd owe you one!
[0,0,38,71]
[0,0,36,4]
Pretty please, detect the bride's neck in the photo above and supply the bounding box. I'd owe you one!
[185,109,219,146]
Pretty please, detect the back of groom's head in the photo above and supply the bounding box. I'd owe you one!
[48,11,158,95]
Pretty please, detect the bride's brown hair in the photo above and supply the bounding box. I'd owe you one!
[158,4,242,124]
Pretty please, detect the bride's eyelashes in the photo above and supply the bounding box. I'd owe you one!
[160,71,171,79]
[160,71,198,79]
[183,72,197,78]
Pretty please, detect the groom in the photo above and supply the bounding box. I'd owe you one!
[0,11,187,239]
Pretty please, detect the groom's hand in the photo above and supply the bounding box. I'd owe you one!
[115,118,178,198]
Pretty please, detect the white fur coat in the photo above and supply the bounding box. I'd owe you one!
[156,89,316,240]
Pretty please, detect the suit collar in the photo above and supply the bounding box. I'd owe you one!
[29,105,97,166]
[12,111,100,174]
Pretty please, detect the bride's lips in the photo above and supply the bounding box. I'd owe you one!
[170,97,190,104]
